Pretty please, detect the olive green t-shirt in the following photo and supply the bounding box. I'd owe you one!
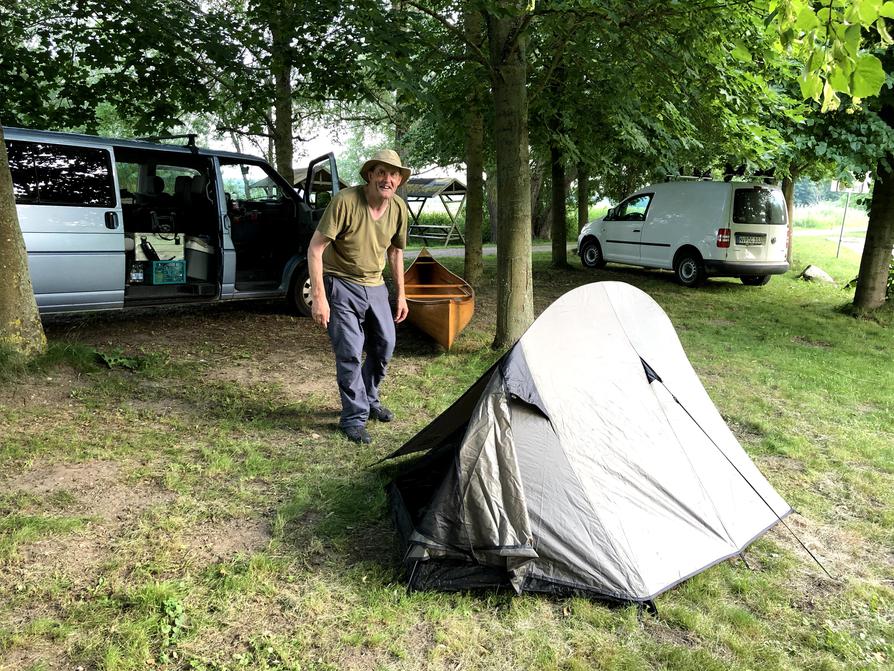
[316,186,408,286]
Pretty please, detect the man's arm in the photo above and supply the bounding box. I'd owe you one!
[387,245,408,323]
[308,230,331,328]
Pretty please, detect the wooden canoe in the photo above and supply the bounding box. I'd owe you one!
[404,248,475,350]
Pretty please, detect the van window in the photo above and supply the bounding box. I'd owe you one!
[6,140,115,207]
[220,162,287,202]
[6,141,39,202]
[609,194,652,221]
[733,187,786,225]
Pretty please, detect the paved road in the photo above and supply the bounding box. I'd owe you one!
[792,227,867,254]
[420,244,563,258]
[420,229,869,258]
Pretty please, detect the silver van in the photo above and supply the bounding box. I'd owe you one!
[4,127,339,316]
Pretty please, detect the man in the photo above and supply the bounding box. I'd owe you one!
[307,149,410,444]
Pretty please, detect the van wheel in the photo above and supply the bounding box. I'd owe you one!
[741,275,771,286]
[288,265,313,317]
[674,252,705,287]
[580,239,605,269]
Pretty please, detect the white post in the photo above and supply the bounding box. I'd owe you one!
[836,191,851,258]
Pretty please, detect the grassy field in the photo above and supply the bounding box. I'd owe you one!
[0,235,891,670]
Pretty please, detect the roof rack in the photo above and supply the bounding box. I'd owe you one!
[721,174,778,185]
[137,133,200,153]
[663,175,712,182]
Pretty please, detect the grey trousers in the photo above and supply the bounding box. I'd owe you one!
[324,275,395,428]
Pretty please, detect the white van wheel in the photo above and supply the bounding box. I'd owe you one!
[288,265,313,317]
[580,240,605,269]
[741,275,771,286]
[674,252,705,287]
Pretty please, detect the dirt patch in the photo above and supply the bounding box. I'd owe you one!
[766,514,890,582]
[792,335,833,348]
[2,460,171,526]
[207,348,337,402]
[2,459,176,597]
[0,640,71,671]
[186,518,272,563]
[0,367,83,412]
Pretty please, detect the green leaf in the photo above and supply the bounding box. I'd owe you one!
[821,81,841,112]
[882,1,894,19]
[857,0,883,24]
[799,71,824,100]
[829,65,852,93]
[844,25,863,55]
[877,17,894,44]
[852,53,886,97]
[731,40,752,63]
[795,7,820,31]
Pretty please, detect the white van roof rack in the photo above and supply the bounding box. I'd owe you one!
[663,175,712,182]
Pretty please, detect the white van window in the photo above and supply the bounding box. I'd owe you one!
[733,187,786,225]
[610,194,652,221]
[6,140,115,207]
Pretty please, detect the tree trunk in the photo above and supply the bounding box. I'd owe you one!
[781,168,797,265]
[271,14,294,182]
[485,178,498,243]
[577,162,589,234]
[530,162,549,239]
[550,144,568,267]
[463,7,485,288]
[0,128,47,357]
[854,156,894,309]
[488,13,533,349]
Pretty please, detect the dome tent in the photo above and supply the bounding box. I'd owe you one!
[384,282,791,605]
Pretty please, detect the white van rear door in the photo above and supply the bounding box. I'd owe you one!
[727,186,788,263]
[9,139,124,313]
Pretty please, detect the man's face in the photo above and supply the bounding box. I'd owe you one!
[369,163,401,200]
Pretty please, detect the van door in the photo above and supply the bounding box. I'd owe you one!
[300,153,341,227]
[728,186,788,265]
[7,138,124,313]
[602,193,652,263]
[217,158,304,295]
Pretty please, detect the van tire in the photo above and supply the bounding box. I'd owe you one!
[741,275,771,286]
[288,264,313,317]
[674,251,705,287]
[580,239,605,269]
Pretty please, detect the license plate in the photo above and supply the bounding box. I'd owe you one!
[736,233,765,246]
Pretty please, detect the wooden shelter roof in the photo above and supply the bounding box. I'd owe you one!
[404,177,466,199]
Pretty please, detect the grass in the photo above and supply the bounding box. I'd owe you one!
[793,201,869,230]
[0,235,892,670]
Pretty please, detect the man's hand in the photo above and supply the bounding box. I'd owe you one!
[394,296,408,323]
[307,231,331,329]
[387,245,407,324]
[312,295,330,328]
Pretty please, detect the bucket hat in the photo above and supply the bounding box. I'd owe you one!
[360,149,411,187]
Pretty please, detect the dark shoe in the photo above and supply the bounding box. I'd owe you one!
[368,405,395,422]
[339,425,371,444]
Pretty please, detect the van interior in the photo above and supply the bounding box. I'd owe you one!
[115,147,313,306]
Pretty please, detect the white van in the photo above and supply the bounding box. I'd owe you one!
[4,127,339,316]
[576,179,789,286]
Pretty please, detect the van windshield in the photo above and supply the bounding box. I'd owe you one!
[732,187,786,225]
